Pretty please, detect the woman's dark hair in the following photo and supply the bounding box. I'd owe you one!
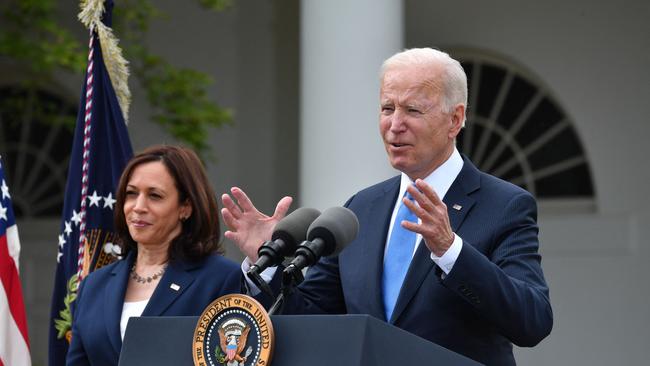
[114,145,222,261]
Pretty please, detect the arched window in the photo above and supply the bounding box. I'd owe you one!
[0,86,76,218]
[453,51,595,211]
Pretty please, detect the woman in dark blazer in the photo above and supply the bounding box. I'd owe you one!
[66,145,242,365]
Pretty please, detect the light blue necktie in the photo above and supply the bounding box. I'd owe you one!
[382,192,417,321]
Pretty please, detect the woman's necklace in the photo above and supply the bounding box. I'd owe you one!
[130,263,167,284]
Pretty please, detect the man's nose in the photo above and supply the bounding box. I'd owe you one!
[389,110,407,132]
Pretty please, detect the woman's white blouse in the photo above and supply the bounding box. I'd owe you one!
[120,299,149,340]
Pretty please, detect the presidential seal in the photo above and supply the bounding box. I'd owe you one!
[193,294,274,366]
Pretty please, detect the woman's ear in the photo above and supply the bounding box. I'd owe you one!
[180,200,192,221]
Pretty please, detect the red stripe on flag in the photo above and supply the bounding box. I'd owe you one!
[0,234,29,347]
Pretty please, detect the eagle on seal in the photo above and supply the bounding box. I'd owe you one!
[218,319,251,366]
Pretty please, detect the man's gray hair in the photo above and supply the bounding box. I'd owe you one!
[380,48,468,116]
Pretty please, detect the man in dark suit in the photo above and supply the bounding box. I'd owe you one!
[221,48,552,365]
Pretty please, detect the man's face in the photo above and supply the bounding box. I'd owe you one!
[379,64,463,180]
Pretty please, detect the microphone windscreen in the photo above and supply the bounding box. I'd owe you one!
[306,207,359,256]
[272,207,321,250]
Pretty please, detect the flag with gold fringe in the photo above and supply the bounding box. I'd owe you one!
[48,1,133,364]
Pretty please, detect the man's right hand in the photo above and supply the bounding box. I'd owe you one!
[221,187,293,262]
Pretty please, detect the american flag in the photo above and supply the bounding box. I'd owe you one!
[47,1,133,364]
[0,156,31,366]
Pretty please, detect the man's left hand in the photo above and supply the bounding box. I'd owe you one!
[402,179,455,257]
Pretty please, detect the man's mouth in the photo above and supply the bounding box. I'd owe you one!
[391,143,410,148]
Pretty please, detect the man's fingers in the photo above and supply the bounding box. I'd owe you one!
[405,184,431,212]
[223,230,238,242]
[230,187,259,214]
[221,208,239,231]
[221,193,242,219]
[273,196,293,219]
[415,179,443,206]
[402,193,427,219]
[401,219,423,235]
[406,181,446,215]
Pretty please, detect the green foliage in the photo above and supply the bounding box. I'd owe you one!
[0,0,82,132]
[53,274,79,339]
[215,344,227,364]
[198,0,232,12]
[0,0,86,77]
[115,0,233,158]
[140,56,232,155]
[0,0,234,159]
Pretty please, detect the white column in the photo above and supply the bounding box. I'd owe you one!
[300,0,404,210]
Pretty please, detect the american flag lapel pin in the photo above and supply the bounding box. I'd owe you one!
[452,204,462,211]
[170,283,180,291]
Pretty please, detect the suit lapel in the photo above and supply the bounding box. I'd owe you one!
[389,156,480,323]
[141,259,196,316]
[104,253,133,354]
[443,157,479,232]
[357,178,400,321]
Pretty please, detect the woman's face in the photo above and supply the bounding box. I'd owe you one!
[123,161,191,248]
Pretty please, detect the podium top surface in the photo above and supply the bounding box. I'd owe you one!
[119,314,482,366]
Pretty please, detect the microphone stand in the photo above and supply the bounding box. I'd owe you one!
[268,264,304,315]
[246,267,275,301]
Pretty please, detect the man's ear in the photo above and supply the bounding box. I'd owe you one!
[449,103,465,139]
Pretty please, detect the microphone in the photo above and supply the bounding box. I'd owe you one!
[285,207,359,273]
[248,207,321,277]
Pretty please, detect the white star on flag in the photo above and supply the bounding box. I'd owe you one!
[64,221,73,236]
[58,234,66,248]
[103,192,116,209]
[0,202,6,221]
[88,190,102,207]
[71,210,82,226]
[1,179,10,200]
